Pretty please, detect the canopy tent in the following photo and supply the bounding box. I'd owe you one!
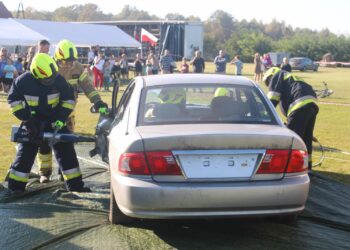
[16,19,141,48]
[0,18,48,46]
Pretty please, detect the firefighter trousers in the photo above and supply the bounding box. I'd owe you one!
[38,114,75,176]
[287,103,319,169]
[8,129,84,191]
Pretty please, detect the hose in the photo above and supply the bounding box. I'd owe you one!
[312,136,325,167]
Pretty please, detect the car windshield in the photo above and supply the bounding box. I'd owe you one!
[138,84,277,125]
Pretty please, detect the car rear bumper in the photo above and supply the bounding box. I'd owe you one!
[111,173,310,219]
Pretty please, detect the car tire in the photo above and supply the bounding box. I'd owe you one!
[274,213,298,224]
[109,183,133,225]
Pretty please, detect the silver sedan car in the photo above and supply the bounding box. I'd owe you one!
[107,74,309,225]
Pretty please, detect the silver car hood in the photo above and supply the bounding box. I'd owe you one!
[136,124,305,151]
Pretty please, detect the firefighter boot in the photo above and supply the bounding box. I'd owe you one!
[37,150,53,183]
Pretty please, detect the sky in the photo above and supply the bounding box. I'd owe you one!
[3,0,350,35]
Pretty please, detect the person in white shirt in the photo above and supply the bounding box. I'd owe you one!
[88,46,95,65]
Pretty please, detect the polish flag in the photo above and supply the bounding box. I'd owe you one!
[141,28,158,46]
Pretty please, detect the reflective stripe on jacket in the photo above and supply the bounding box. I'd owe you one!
[267,70,318,116]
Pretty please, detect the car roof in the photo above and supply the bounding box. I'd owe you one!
[138,74,256,87]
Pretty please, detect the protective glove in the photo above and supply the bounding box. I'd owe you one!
[94,100,109,115]
[52,120,65,130]
[23,118,41,143]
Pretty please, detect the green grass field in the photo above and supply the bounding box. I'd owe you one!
[1,63,349,184]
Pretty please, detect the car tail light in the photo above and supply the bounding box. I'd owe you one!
[257,149,308,174]
[286,150,308,173]
[257,150,289,174]
[146,151,182,175]
[118,151,182,176]
[118,153,150,175]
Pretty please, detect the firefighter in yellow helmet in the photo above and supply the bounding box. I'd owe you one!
[263,67,319,170]
[148,87,186,119]
[214,87,229,97]
[7,53,90,193]
[159,87,186,105]
[37,39,108,183]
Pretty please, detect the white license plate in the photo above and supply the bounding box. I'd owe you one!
[176,153,259,179]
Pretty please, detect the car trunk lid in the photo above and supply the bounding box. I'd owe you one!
[136,124,297,182]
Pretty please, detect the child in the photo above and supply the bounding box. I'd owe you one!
[134,53,143,76]
[3,58,17,93]
[230,55,243,75]
[180,57,189,73]
[103,60,111,91]
[119,53,128,84]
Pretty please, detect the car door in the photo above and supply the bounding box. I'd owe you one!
[90,80,122,163]
[305,58,312,70]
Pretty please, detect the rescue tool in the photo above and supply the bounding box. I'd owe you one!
[11,125,96,145]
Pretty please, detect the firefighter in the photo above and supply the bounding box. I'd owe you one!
[7,53,90,193]
[263,67,319,170]
[37,40,108,183]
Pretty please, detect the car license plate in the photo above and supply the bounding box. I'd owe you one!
[176,153,258,179]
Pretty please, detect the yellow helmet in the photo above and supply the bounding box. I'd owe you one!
[159,88,186,104]
[262,67,281,84]
[30,53,58,80]
[54,39,78,61]
[214,88,229,97]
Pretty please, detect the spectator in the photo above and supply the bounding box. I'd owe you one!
[180,57,189,73]
[108,54,116,72]
[146,51,159,75]
[38,40,50,54]
[254,53,263,82]
[92,51,105,89]
[262,53,272,70]
[0,47,8,92]
[13,57,23,76]
[23,47,36,71]
[111,56,121,80]
[94,45,100,57]
[190,50,205,73]
[213,50,228,74]
[3,58,17,93]
[118,47,127,57]
[134,53,143,76]
[103,60,111,91]
[119,53,129,83]
[88,46,95,65]
[159,49,174,74]
[280,57,292,72]
[230,55,243,75]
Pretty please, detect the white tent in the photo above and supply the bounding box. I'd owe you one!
[16,19,141,48]
[0,18,48,46]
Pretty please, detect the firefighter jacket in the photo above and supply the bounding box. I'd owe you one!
[8,72,75,123]
[267,71,318,116]
[58,61,101,104]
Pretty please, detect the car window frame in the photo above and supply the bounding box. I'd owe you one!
[113,81,135,126]
[137,83,278,126]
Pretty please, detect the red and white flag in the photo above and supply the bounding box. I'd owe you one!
[141,28,158,46]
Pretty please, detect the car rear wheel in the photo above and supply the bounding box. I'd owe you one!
[109,183,133,225]
[273,213,298,224]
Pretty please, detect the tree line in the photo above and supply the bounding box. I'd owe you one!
[13,4,350,62]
